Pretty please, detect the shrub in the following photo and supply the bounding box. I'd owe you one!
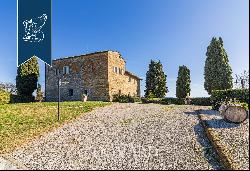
[190,97,211,106]
[0,89,11,104]
[147,90,156,99]
[162,98,182,105]
[142,97,211,106]
[10,94,35,103]
[211,89,249,110]
[142,98,167,104]
[132,96,141,103]
[113,94,140,103]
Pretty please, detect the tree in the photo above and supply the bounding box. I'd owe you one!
[0,82,16,94]
[204,37,233,94]
[234,70,249,89]
[145,60,168,98]
[36,83,43,102]
[176,65,191,99]
[16,57,39,102]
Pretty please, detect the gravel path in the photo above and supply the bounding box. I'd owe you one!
[8,103,221,170]
[199,109,249,170]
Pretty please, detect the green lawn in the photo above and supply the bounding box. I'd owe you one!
[0,101,110,154]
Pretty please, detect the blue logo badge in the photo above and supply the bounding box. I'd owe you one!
[18,0,51,66]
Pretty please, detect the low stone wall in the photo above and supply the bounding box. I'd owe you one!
[198,110,249,170]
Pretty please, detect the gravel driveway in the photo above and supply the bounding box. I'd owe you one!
[8,103,221,170]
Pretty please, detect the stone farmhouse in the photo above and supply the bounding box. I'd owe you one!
[45,50,142,102]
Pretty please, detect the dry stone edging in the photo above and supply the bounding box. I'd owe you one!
[198,112,240,170]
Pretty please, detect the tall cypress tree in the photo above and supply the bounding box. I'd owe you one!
[204,37,233,94]
[36,83,43,102]
[145,60,168,98]
[176,65,191,99]
[16,57,39,102]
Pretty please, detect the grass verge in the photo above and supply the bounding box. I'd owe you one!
[0,101,110,154]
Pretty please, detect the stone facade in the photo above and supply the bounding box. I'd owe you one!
[45,51,142,102]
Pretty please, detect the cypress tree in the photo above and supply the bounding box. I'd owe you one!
[16,57,39,102]
[204,37,233,94]
[145,60,168,98]
[176,65,191,99]
[36,83,43,102]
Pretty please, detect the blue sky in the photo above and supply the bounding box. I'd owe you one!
[0,0,249,97]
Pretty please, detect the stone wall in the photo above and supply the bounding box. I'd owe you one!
[82,52,109,101]
[45,51,141,102]
[123,73,141,97]
[107,51,141,101]
[45,57,85,102]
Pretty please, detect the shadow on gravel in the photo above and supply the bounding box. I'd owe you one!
[204,119,240,129]
[184,109,218,116]
[184,111,199,115]
[193,122,222,170]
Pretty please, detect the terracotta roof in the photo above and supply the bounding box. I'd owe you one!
[125,71,143,80]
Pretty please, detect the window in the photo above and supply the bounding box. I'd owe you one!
[55,69,60,75]
[119,90,121,95]
[113,66,121,74]
[63,66,70,74]
[119,68,124,75]
[69,89,73,96]
[84,89,88,95]
[128,77,132,82]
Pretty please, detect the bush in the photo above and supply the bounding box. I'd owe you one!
[142,97,211,106]
[132,96,142,103]
[211,89,249,110]
[161,98,182,105]
[142,98,167,104]
[141,97,184,105]
[0,89,11,104]
[113,94,140,103]
[10,94,35,103]
[190,97,211,106]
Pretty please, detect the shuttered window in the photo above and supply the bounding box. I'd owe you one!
[63,66,70,74]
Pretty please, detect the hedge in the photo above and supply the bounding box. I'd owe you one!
[141,98,168,104]
[10,95,35,103]
[141,97,212,106]
[211,89,249,110]
[190,97,211,106]
[0,89,11,104]
[113,94,141,103]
